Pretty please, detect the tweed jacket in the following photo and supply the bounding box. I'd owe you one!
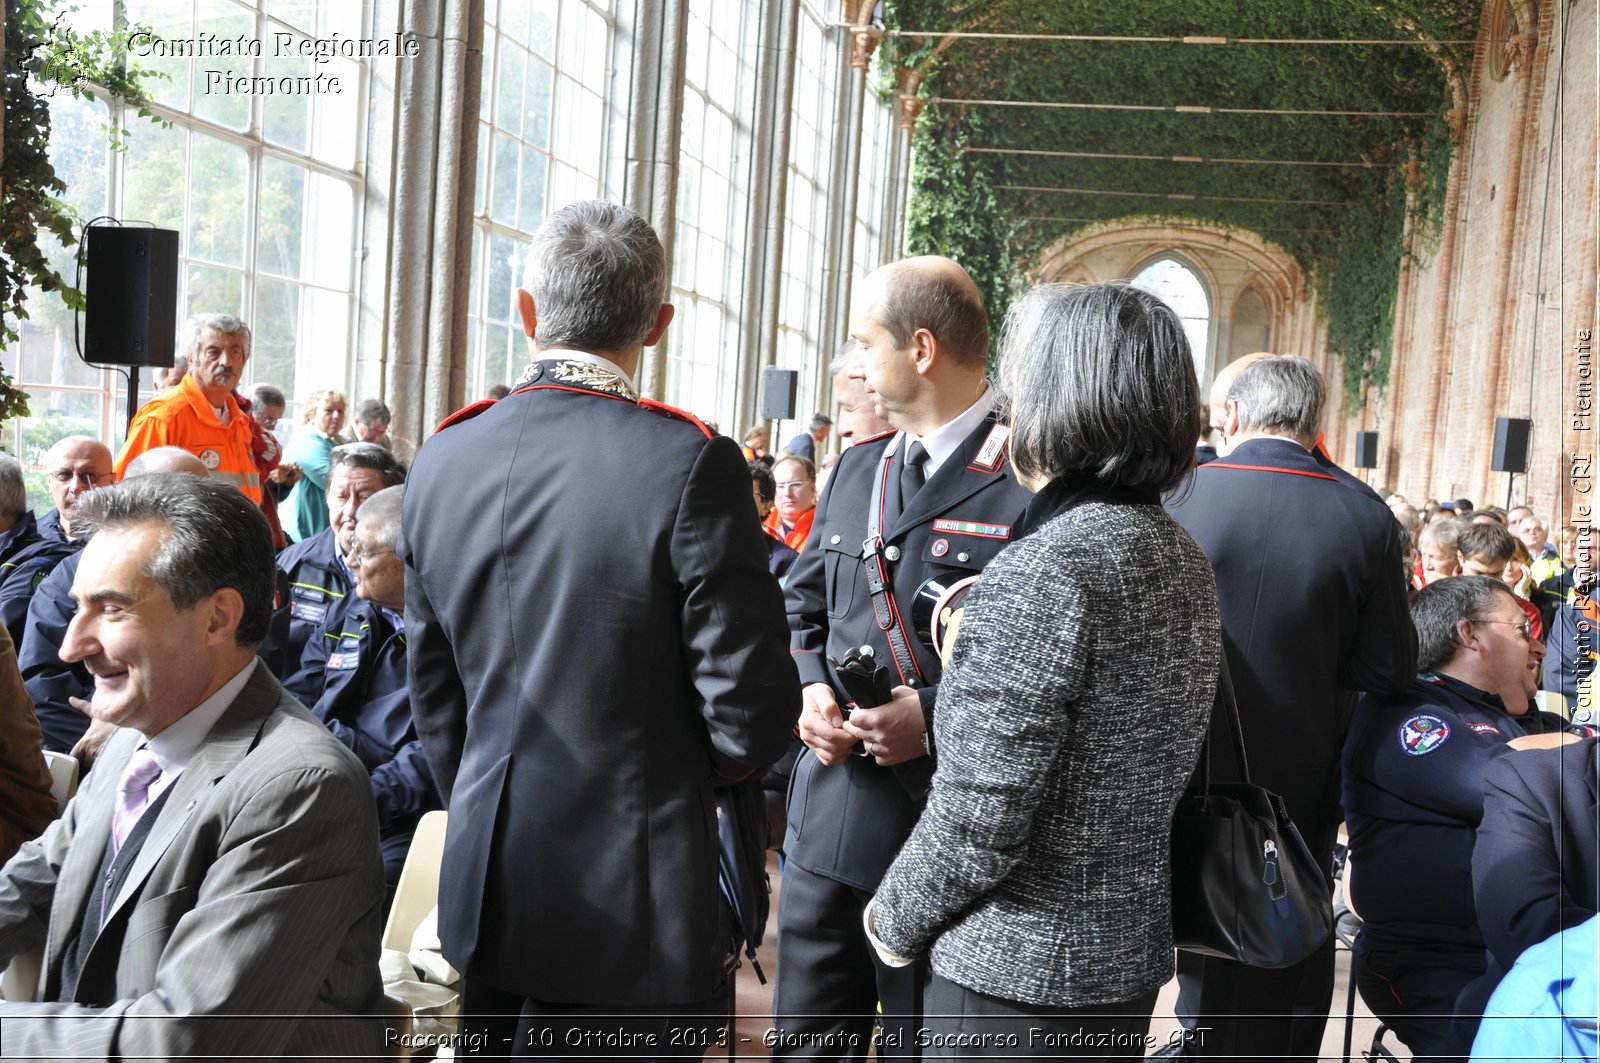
[873,477,1220,1007]
[0,664,386,1059]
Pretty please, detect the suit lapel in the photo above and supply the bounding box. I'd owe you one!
[102,668,281,924]
[888,418,1011,540]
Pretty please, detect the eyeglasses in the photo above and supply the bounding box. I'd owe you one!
[1480,618,1532,640]
[49,469,113,486]
[347,544,394,565]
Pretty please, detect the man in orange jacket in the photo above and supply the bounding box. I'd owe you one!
[114,315,261,504]
[765,455,817,550]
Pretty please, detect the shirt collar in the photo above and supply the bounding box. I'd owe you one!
[905,385,997,477]
[537,350,637,395]
[379,605,405,632]
[143,658,259,775]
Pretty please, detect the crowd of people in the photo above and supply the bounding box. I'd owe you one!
[0,196,1594,1063]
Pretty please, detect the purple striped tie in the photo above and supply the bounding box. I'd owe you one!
[112,749,163,856]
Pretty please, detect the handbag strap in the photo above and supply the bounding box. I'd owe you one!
[1195,649,1251,791]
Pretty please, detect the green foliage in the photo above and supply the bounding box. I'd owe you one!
[2,0,166,347]
[904,110,1030,356]
[880,0,1478,399]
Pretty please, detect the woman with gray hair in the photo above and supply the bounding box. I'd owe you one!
[866,282,1222,1058]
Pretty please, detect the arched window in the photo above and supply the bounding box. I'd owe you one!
[1129,258,1210,378]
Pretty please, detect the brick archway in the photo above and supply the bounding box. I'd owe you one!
[1034,220,1318,395]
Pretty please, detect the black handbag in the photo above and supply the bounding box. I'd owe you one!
[1170,656,1335,967]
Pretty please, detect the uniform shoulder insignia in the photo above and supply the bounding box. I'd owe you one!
[855,428,895,446]
[434,399,496,435]
[638,397,713,438]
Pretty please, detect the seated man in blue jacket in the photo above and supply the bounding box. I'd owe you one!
[1342,575,1573,1062]
[284,485,437,889]
[270,442,405,677]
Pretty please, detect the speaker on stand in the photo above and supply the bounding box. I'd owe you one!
[82,224,181,431]
[760,367,798,422]
[1491,417,1531,509]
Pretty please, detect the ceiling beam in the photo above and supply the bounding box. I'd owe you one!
[966,147,1399,168]
[920,95,1443,119]
[998,184,1350,207]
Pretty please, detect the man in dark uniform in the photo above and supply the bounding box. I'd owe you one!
[1343,575,1569,1061]
[0,437,111,649]
[284,485,436,889]
[1166,355,1417,1060]
[270,442,404,676]
[772,256,1033,1060]
[402,200,796,1058]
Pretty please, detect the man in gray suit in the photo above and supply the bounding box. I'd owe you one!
[0,474,385,1058]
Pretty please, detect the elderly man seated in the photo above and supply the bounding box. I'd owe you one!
[0,474,384,1057]
[1342,575,1573,1062]
[272,442,405,675]
[284,486,438,890]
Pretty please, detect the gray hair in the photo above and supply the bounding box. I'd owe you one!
[353,398,391,425]
[329,442,406,489]
[998,282,1202,492]
[1418,515,1466,554]
[1227,355,1325,442]
[181,314,252,361]
[74,474,275,645]
[522,200,667,352]
[0,454,26,521]
[250,383,286,415]
[808,413,833,432]
[829,340,856,375]
[356,485,405,554]
[1413,575,1517,672]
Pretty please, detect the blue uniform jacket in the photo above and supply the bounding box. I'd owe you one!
[284,597,438,879]
[1342,673,1559,956]
[18,553,90,752]
[272,527,354,678]
[0,531,78,664]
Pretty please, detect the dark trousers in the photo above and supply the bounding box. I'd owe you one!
[1351,940,1472,1063]
[1173,938,1336,1060]
[771,862,924,1062]
[457,974,725,1061]
[923,971,1159,1061]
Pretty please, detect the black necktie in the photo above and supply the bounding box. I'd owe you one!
[899,441,928,511]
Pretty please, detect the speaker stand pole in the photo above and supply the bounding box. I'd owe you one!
[125,366,142,436]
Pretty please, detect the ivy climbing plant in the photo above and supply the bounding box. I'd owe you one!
[878,0,1483,401]
[2,0,164,347]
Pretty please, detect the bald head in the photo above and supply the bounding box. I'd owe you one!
[866,256,989,369]
[124,446,210,479]
[1208,352,1275,456]
[1210,352,1274,412]
[42,436,114,537]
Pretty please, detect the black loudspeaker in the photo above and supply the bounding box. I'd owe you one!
[1354,431,1379,469]
[84,225,180,367]
[1491,417,1531,473]
[760,367,798,421]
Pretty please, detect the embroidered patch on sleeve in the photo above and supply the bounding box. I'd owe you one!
[1398,714,1450,756]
